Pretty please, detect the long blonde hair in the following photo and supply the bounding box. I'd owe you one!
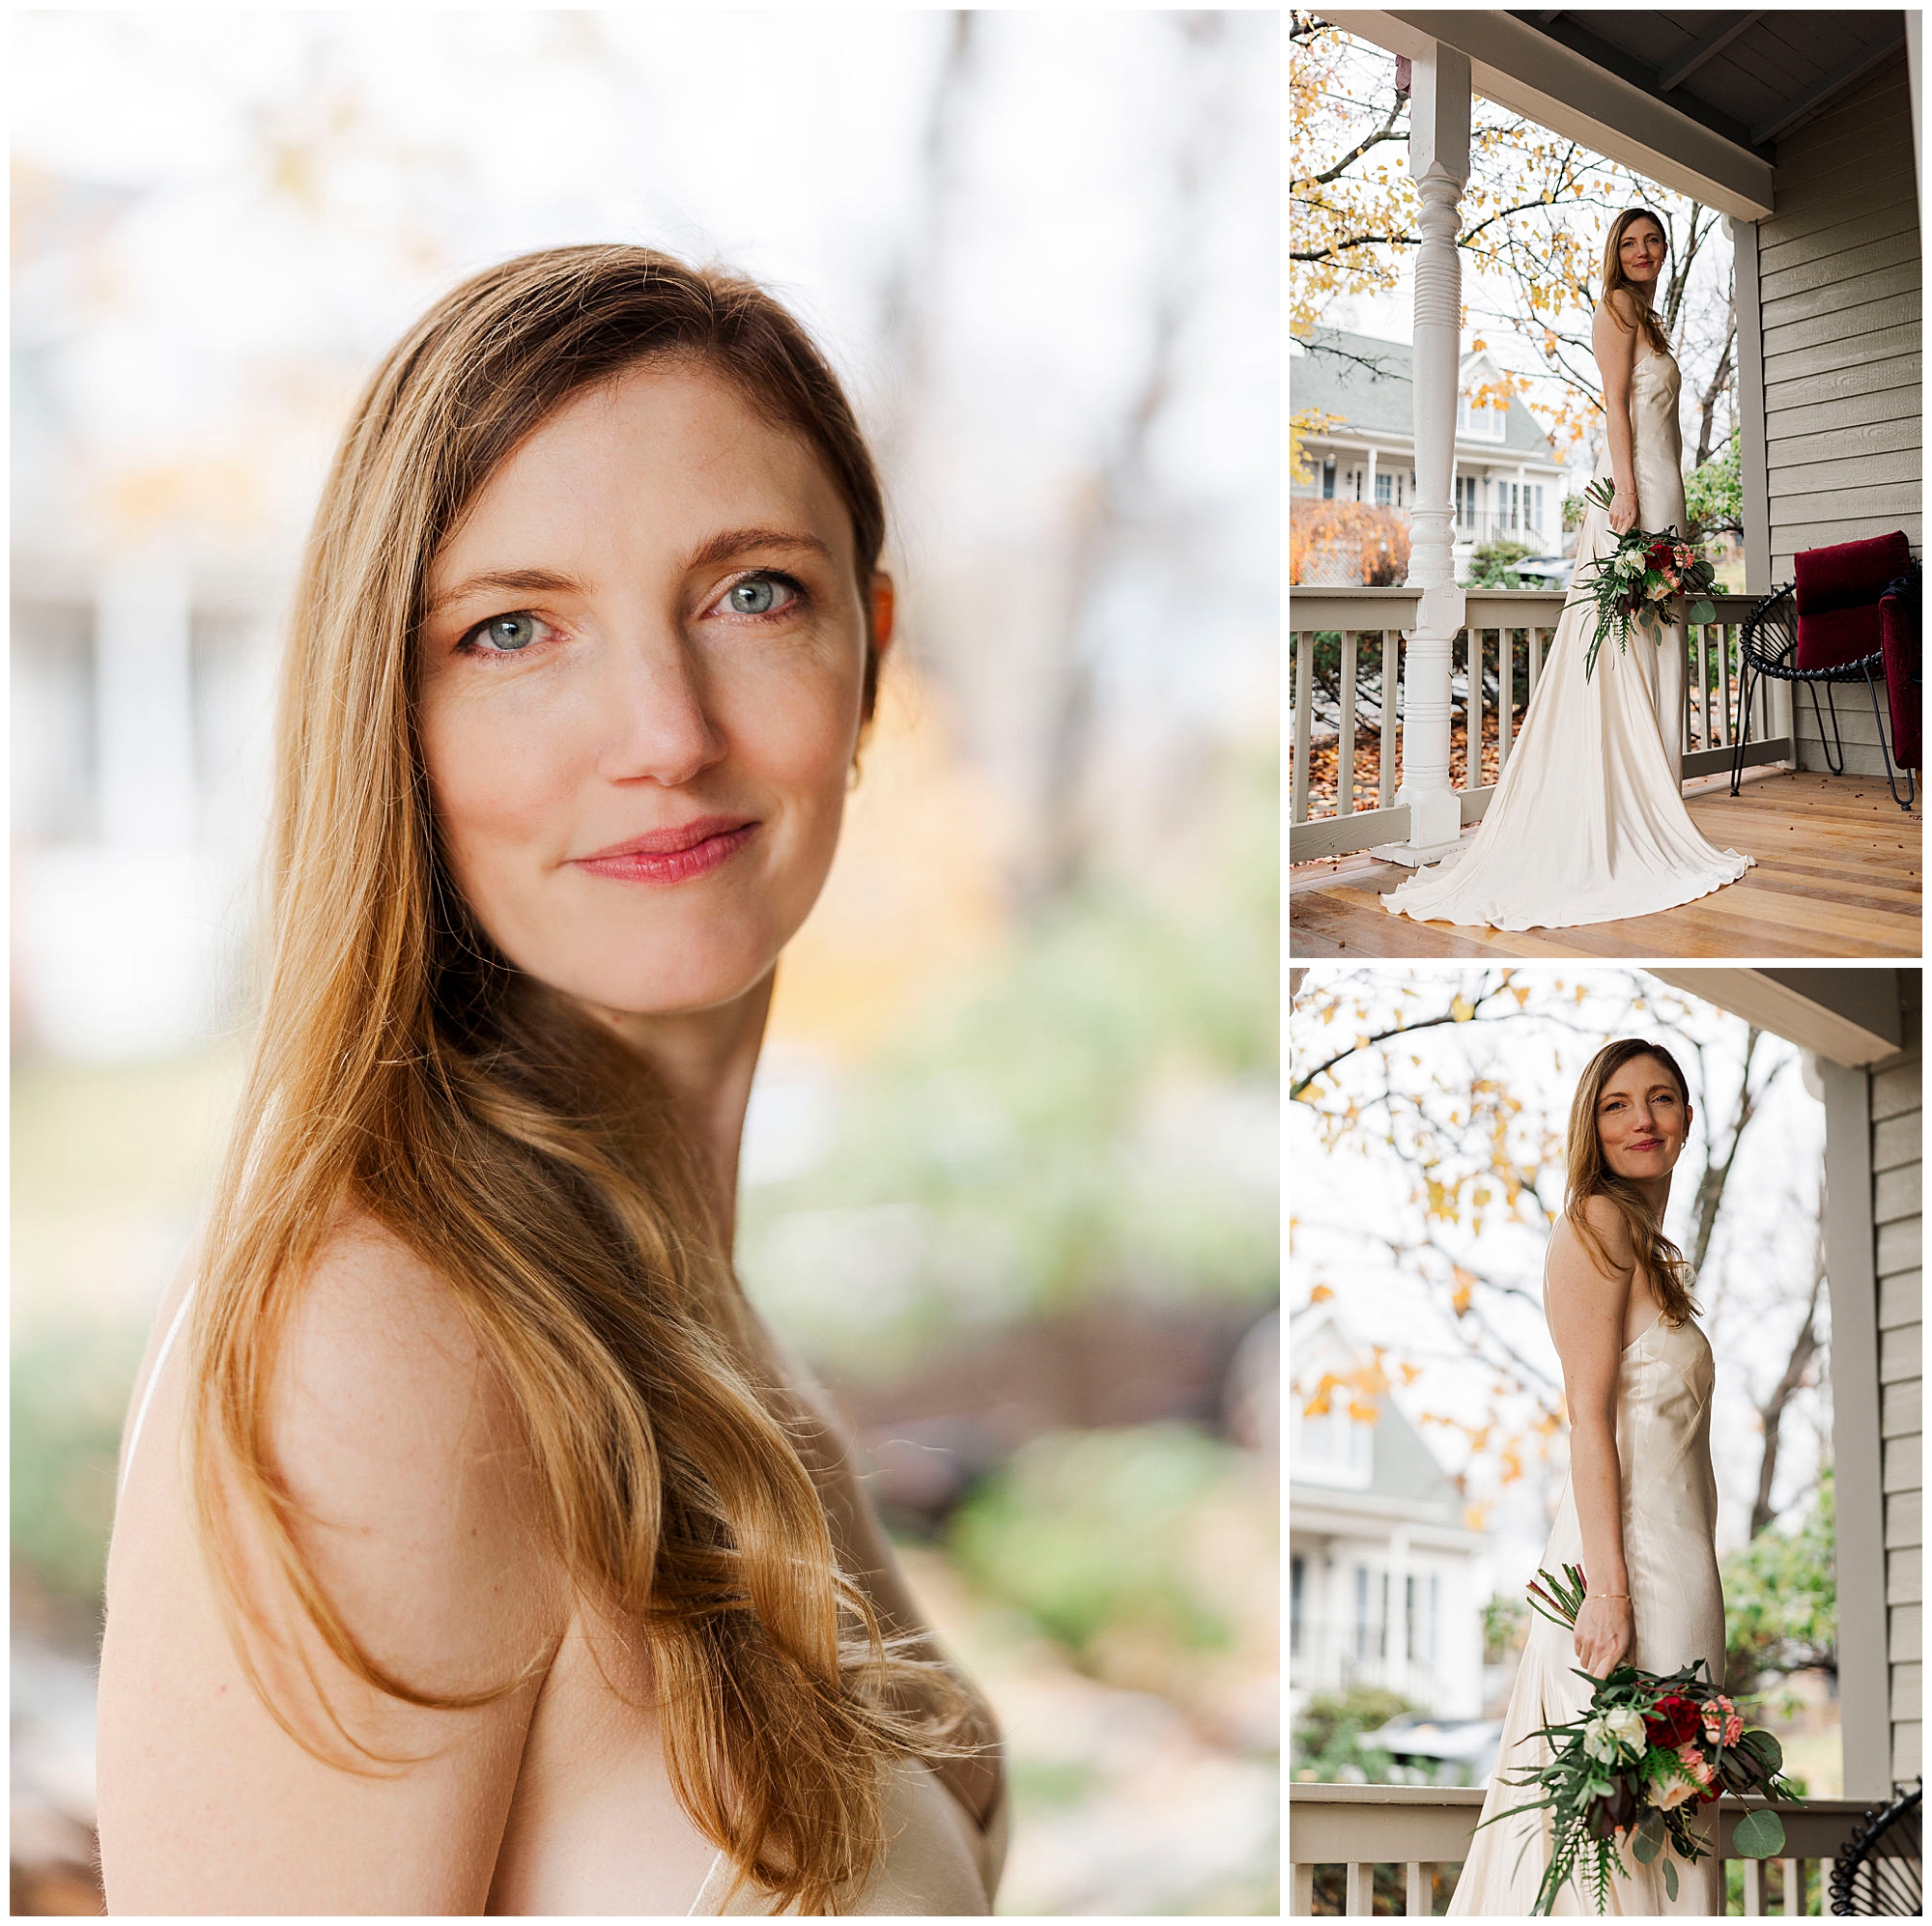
[188,244,964,1912]
[1563,1037,1698,1326]
[1599,207,1674,359]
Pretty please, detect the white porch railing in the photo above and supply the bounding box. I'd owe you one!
[1288,589,1797,865]
[1288,1784,1902,1916]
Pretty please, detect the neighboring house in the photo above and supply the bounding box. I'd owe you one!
[1651,967,1921,1799]
[1291,326,1567,579]
[13,166,280,1061]
[1289,1303,1490,1724]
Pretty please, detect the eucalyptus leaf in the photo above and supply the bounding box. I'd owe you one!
[1662,1856,1678,1902]
[1740,1729,1783,1774]
[1633,1826,1662,1865]
[1733,1807,1785,1857]
[1688,598,1716,625]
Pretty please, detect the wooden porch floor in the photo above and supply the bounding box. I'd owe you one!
[1289,768,1921,958]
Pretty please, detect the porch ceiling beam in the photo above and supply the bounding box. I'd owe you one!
[1325,11,1776,217]
[1648,967,1906,1064]
[1749,26,1909,146]
[1659,12,1763,96]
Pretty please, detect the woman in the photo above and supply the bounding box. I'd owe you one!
[1386,209,1752,930]
[1450,1038,1723,1915]
[96,246,1006,1915]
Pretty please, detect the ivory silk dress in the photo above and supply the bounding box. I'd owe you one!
[1384,334,1752,930]
[1448,1294,1726,1917]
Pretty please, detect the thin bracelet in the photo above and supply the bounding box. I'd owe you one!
[1590,1592,1632,1600]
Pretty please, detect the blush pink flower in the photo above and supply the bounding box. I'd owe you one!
[1701,1699,1745,1748]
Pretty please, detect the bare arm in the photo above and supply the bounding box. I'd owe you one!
[1545,1198,1637,1676]
[98,1219,565,1913]
[1591,295,1641,535]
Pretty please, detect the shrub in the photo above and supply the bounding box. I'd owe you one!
[1290,500,1409,586]
[1292,1683,1417,1783]
[1462,537,1534,588]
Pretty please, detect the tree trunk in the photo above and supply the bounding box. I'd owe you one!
[1694,269,1737,469]
[1749,1225,1825,1538]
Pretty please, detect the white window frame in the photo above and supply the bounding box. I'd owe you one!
[1293,1398,1374,1487]
[1457,394,1508,442]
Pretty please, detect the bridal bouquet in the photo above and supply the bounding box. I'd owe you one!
[1476,1562,1802,1914]
[1574,476,1718,682]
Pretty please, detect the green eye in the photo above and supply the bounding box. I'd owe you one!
[477,613,540,651]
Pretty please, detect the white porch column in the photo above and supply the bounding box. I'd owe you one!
[1365,443,1378,504]
[97,549,196,850]
[1377,42,1470,864]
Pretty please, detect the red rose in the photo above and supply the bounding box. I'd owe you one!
[1643,1694,1701,1748]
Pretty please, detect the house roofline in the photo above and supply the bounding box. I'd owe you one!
[1290,1488,1488,1549]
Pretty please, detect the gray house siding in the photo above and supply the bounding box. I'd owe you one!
[1829,971,1921,1797]
[1754,57,1919,779]
[1874,972,1921,1785]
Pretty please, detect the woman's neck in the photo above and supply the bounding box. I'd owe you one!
[581,968,777,1254]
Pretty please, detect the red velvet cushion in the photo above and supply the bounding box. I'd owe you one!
[1881,592,1920,769]
[1793,531,1912,613]
[1797,603,1883,672]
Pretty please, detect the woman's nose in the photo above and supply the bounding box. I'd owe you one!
[597,632,725,788]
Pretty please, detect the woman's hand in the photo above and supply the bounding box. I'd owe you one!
[1607,486,1638,536]
[1574,1593,1634,1676]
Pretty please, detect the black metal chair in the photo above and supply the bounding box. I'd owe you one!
[1830,1778,1921,1915]
[1729,581,1917,811]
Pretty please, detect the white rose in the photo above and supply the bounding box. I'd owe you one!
[1651,1768,1698,1811]
[1604,1707,1647,1752]
[1581,1715,1621,1764]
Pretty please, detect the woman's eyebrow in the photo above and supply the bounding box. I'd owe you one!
[682,526,833,571]
[424,566,586,623]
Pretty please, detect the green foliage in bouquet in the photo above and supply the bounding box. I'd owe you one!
[1481,1562,1804,1914]
[1574,478,1719,681]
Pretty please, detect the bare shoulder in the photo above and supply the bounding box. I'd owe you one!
[1595,287,1641,332]
[264,1206,565,1681]
[1548,1196,1636,1287]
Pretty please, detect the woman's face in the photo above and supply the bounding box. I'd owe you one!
[1594,1054,1691,1182]
[1618,218,1666,288]
[417,359,888,1020]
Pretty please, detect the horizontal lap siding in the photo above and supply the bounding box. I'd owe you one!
[1874,976,1921,1785]
[1754,60,1920,779]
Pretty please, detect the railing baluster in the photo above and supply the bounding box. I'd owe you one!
[1529,625,1543,701]
[1293,630,1313,826]
[1339,631,1358,817]
[1379,631,1398,808]
[1406,1860,1429,1916]
[1346,1860,1374,1914]
[1743,1852,1765,1914]
[1290,1862,1314,1915]
[1694,623,1710,751]
[1779,1855,1802,1915]
[1498,629,1514,773]
[1470,628,1486,792]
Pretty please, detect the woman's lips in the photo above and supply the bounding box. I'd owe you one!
[1629,1138,1662,1151]
[570,818,758,886]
